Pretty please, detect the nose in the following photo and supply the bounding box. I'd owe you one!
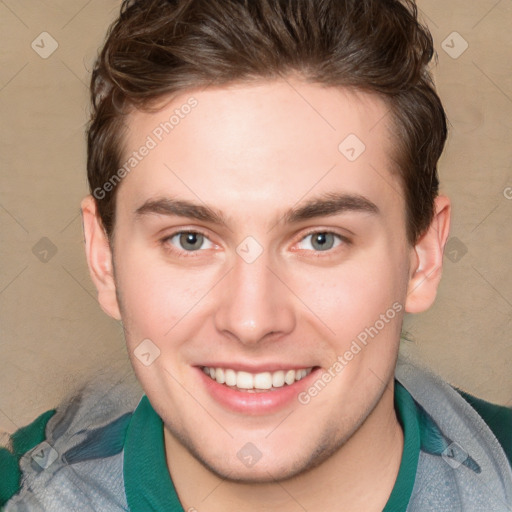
[213,248,296,346]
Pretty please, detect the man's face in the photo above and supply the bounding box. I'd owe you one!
[110,80,413,481]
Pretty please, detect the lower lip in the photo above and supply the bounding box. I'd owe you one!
[197,367,321,415]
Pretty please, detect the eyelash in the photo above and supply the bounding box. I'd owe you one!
[297,228,351,256]
[161,229,351,258]
[161,229,213,258]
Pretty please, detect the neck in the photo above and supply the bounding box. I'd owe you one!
[164,382,404,512]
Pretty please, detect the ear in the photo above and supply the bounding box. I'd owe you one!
[81,195,121,320]
[405,195,451,313]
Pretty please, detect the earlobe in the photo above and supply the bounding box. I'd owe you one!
[405,195,451,313]
[81,195,121,320]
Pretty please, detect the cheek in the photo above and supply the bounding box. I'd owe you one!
[291,246,408,343]
[114,248,215,345]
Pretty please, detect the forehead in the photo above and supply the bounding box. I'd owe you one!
[117,79,403,226]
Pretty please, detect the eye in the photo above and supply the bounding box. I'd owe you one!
[165,231,214,252]
[296,231,346,252]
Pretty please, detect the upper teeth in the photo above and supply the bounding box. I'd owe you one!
[202,366,313,390]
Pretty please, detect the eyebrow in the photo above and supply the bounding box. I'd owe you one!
[134,192,379,226]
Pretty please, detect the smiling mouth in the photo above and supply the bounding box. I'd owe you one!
[201,366,316,392]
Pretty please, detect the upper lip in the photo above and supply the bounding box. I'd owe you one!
[197,363,319,373]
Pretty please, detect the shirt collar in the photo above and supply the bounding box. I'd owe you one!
[382,380,421,511]
[125,380,420,511]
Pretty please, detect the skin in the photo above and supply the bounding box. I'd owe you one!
[82,79,450,511]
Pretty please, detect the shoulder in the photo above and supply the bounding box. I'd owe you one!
[0,409,56,508]
[1,372,143,511]
[454,387,512,467]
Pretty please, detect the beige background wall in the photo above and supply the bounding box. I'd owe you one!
[1,0,511,442]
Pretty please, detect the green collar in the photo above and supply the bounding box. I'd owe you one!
[124,380,420,512]
[124,395,183,511]
[382,381,421,511]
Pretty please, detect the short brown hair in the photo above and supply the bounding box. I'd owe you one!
[87,0,447,244]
